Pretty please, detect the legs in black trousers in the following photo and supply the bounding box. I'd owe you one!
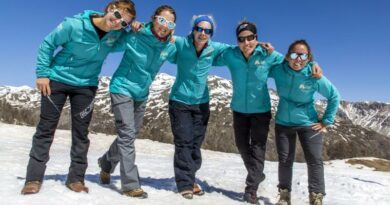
[233,111,271,193]
[25,81,97,184]
[169,100,210,192]
[275,124,325,194]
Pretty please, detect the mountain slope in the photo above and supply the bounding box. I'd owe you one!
[0,73,389,160]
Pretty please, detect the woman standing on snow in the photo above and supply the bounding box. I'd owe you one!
[97,5,177,199]
[214,21,323,205]
[22,0,136,195]
[167,15,228,199]
[269,40,340,205]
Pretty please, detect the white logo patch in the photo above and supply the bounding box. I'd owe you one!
[106,36,117,46]
[160,51,168,58]
[254,59,265,68]
[299,82,314,92]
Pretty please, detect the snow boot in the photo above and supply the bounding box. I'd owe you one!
[309,192,324,205]
[66,181,89,193]
[243,191,260,204]
[275,189,291,205]
[123,188,148,198]
[193,183,205,196]
[21,181,42,195]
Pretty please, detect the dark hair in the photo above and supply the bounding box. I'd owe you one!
[236,20,257,37]
[153,5,176,22]
[105,0,136,18]
[286,39,314,61]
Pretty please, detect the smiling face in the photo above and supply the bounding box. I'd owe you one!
[287,43,309,71]
[193,21,212,45]
[104,8,134,30]
[237,30,257,59]
[152,9,176,38]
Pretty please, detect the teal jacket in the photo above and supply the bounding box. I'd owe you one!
[214,45,284,113]
[269,61,340,126]
[109,23,175,101]
[168,35,228,105]
[36,10,124,86]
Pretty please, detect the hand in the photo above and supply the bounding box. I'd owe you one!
[36,78,51,96]
[130,21,142,32]
[312,64,323,79]
[170,35,176,43]
[259,42,274,54]
[169,30,176,43]
[311,123,328,133]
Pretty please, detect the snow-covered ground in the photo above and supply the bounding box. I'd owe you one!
[0,123,389,205]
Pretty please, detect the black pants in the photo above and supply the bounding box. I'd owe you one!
[25,81,97,184]
[275,124,325,194]
[169,100,210,192]
[233,111,271,193]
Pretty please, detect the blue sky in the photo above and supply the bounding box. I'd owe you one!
[0,0,389,102]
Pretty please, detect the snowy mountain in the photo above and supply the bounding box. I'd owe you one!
[1,123,389,205]
[1,73,389,161]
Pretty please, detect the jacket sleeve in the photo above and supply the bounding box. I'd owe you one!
[110,31,128,52]
[166,35,180,64]
[166,42,177,64]
[212,42,230,66]
[316,76,341,125]
[268,50,284,65]
[36,18,74,78]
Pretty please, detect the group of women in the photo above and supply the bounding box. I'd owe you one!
[21,1,340,205]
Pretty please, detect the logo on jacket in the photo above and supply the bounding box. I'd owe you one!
[299,81,314,93]
[160,51,168,59]
[106,36,117,46]
[254,59,265,68]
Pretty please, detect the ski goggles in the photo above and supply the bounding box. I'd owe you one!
[193,26,213,35]
[155,15,176,30]
[290,53,309,60]
[237,34,256,43]
[113,9,132,28]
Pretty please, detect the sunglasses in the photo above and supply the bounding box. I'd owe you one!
[237,34,256,43]
[113,9,132,28]
[290,53,309,60]
[155,15,176,30]
[193,26,213,35]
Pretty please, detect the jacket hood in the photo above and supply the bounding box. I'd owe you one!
[74,10,103,20]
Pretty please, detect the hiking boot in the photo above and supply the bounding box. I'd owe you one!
[98,159,110,184]
[66,181,89,193]
[180,190,194,199]
[193,183,205,196]
[275,189,291,205]
[21,181,42,195]
[243,191,260,205]
[123,188,148,198]
[99,171,110,184]
[309,192,324,205]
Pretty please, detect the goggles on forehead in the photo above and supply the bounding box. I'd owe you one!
[155,15,176,30]
[193,26,213,35]
[113,9,132,28]
[237,34,256,43]
[290,53,309,60]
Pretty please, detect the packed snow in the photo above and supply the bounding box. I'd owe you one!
[0,123,389,205]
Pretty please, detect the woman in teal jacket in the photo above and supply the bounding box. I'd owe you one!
[167,15,229,199]
[22,0,136,195]
[214,21,323,205]
[269,40,340,205]
[97,5,176,199]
